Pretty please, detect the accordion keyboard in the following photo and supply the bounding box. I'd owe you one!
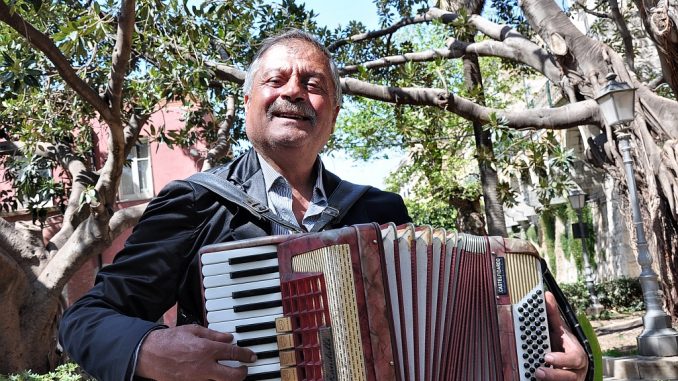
[201,244,283,381]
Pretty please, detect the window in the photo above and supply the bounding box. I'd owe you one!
[119,140,153,201]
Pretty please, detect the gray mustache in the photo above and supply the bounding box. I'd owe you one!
[266,99,317,125]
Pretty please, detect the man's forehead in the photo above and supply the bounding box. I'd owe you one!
[257,41,331,73]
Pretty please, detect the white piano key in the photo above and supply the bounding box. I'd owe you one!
[209,314,282,334]
[219,360,281,374]
[205,278,281,300]
[203,270,280,288]
[201,245,279,265]
[206,292,282,312]
[207,305,284,323]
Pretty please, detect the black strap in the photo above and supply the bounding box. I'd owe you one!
[188,172,370,234]
[187,172,302,233]
[309,180,370,232]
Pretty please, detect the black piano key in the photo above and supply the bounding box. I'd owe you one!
[233,300,282,313]
[245,371,281,381]
[233,286,281,299]
[229,251,278,265]
[231,266,279,279]
[255,350,280,360]
[235,321,277,333]
[238,335,278,347]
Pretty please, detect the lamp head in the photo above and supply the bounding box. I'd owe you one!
[595,73,636,127]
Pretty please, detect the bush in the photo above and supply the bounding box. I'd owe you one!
[0,363,91,381]
[559,277,644,316]
[559,281,591,315]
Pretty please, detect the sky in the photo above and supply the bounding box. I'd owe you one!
[296,0,406,189]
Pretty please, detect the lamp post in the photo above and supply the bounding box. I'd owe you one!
[567,190,604,315]
[595,72,678,356]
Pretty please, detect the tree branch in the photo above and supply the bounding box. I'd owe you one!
[327,7,458,52]
[341,77,600,129]
[469,15,561,83]
[106,0,136,118]
[608,0,635,71]
[340,38,561,84]
[109,203,147,237]
[205,61,246,84]
[203,94,235,171]
[0,219,26,267]
[0,1,113,121]
[38,216,107,292]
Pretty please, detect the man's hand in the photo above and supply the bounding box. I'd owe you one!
[136,324,257,381]
[535,292,589,381]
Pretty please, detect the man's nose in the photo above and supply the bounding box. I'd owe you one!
[280,77,306,102]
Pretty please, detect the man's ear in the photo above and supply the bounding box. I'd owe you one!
[331,105,340,132]
[244,94,250,111]
[332,105,340,123]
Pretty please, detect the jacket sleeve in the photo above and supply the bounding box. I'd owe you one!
[58,180,216,381]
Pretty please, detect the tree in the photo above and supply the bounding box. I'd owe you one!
[2,0,678,374]
[325,0,678,320]
[0,0,322,372]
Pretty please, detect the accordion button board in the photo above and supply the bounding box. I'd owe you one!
[200,224,552,381]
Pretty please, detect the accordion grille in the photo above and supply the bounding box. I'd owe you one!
[505,254,541,304]
[291,244,367,381]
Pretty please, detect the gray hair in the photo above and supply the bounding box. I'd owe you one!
[243,29,342,106]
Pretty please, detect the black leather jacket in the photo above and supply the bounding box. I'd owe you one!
[58,149,411,381]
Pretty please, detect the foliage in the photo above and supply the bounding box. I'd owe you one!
[560,278,644,316]
[0,0,326,215]
[0,363,92,381]
[539,203,599,279]
[597,277,644,313]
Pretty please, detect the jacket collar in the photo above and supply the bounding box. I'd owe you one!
[221,147,343,203]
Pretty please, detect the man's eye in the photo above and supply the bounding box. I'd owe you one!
[307,81,324,91]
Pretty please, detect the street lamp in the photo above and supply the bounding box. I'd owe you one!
[567,190,604,315]
[595,72,678,356]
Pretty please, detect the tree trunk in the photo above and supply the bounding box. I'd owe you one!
[0,263,61,373]
[463,52,508,237]
[521,0,678,317]
[440,0,507,237]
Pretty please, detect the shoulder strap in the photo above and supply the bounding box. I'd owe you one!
[310,180,370,232]
[187,172,302,233]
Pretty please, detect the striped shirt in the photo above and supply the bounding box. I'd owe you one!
[258,153,328,235]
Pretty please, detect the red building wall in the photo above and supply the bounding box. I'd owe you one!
[1,102,207,326]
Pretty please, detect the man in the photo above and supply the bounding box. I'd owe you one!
[59,29,587,381]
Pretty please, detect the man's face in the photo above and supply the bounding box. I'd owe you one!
[244,41,340,159]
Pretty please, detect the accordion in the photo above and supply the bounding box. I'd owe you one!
[199,223,571,381]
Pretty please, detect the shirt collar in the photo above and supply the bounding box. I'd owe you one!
[257,152,327,199]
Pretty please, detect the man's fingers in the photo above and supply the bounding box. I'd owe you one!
[188,324,235,343]
[215,341,258,363]
[535,366,580,381]
[544,351,587,371]
[544,291,561,325]
[207,364,249,381]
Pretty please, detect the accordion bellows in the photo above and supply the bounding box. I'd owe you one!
[200,223,551,381]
